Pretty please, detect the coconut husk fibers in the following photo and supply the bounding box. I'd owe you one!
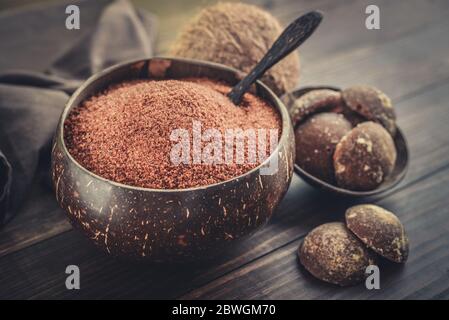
[170,2,300,96]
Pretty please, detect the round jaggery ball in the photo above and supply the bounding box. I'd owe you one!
[289,89,344,126]
[342,85,397,136]
[333,121,397,191]
[299,222,377,286]
[169,2,300,96]
[346,204,409,263]
[295,113,352,183]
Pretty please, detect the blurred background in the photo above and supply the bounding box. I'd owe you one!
[2,0,427,89]
[3,0,445,91]
[1,0,240,53]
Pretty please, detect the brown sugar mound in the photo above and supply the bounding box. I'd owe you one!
[169,2,300,96]
[64,78,281,189]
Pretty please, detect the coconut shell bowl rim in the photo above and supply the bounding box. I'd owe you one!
[57,57,292,193]
[283,86,410,198]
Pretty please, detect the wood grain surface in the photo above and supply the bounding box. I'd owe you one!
[0,0,448,299]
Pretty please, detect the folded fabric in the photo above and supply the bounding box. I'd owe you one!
[0,0,157,225]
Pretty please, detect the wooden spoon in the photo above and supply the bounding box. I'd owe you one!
[228,11,323,105]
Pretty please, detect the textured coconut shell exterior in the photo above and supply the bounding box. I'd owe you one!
[295,113,352,183]
[51,58,295,262]
[169,2,300,97]
[289,89,344,127]
[346,204,409,263]
[342,85,397,136]
[299,222,377,286]
[334,122,397,191]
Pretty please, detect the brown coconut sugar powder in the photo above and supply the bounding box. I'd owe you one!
[64,78,281,189]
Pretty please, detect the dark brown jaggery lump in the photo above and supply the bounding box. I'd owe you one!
[64,78,281,190]
[288,89,344,127]
[342,85,397,136]
[295,113,352,183]
[346,204,409,263]
[299,222,377,286]
[169,2,300,96]
[333,122,397,191]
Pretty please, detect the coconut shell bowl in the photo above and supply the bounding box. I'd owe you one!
[51,57,295,262]
[282,86,409,198]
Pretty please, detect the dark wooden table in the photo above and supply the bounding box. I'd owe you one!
[1,0,449,299]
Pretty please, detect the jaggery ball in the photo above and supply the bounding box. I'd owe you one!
[299,222,377,286]
[342,85,397,136]
[333,122,397,191]
[170,2,300,96]
[289,89,345,126]
[346,204,409,263]
[295,113,352,183]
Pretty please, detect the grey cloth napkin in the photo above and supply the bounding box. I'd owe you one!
[0,0,157,225]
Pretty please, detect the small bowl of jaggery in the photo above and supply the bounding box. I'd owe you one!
[51,57,295,262]
[282,85,409,197]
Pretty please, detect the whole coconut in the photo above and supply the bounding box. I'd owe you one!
[169,2,300,96]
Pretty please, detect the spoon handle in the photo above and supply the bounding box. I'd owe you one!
[228,11,323,105]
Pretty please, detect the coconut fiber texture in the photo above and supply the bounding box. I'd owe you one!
[170,2,300,96]
[0,0,157,226]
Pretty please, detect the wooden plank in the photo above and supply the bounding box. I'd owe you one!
[1,77,449,299]
[2,0,449,260]
[301,21,449,100]
[0,170,69,255]
[0,182,70,257]
[182,165,449,299]
[1,0,449,299]
[273,0,449,63]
